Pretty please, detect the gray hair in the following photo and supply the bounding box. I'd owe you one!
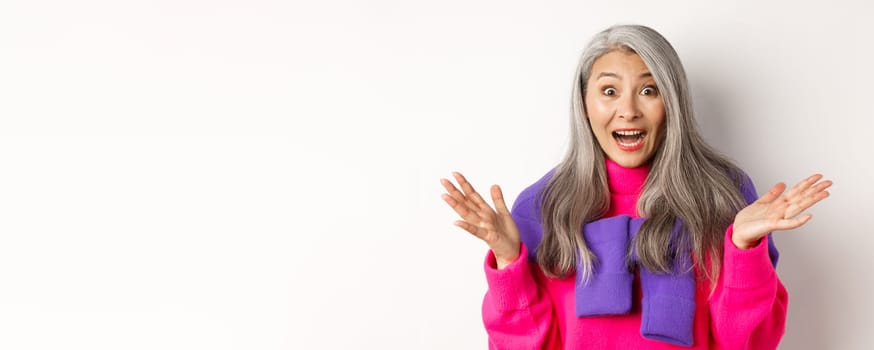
[537,24,748,284]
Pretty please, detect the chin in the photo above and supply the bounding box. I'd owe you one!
[607,153,651,168]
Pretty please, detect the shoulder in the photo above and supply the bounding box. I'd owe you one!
[727,167,781,265]
[510,167,557,222]
[509,167,557,261]
[731,168,758,205]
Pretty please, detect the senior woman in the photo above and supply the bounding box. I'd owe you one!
[440,24,831,349]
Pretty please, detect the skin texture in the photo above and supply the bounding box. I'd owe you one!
[441,51,832,267]
[584,50,665,168]
[731,174,831,249]
[440,173,521,269]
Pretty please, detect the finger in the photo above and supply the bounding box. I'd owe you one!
[452,172,488,208]
[800,179,833,199]
[491,185,512,216]
[453,172,492,211]
[440,177,464,200]
[757,182,786,204]
[772,214,813,231]
[441,177,483,214]
[784,174,823,200]
[784,190,830,218]
[442,192,486,226]
[453,220,484,239]
[441,192,474,219]
[783,180,831,218]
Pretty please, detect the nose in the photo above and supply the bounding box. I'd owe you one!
[617,93,641,120]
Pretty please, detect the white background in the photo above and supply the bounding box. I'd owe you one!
[1,1,872,349]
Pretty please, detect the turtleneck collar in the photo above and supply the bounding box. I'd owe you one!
[605,157,650,195]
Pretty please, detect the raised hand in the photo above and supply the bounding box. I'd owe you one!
[440,172,521,269]
[732,174,832,249]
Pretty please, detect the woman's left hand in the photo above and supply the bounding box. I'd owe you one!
[731,174,832,249]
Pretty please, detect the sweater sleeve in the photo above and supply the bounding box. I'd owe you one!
[708,173,788,349]
[482,243,562,350]
[708,225,788,349]
[481,172,562,349]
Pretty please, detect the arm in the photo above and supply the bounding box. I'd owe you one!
[482,243,562,350]
[440,170,562,349]
[708,225,788,349]
[482,189,561,349]
[709,172,830,349]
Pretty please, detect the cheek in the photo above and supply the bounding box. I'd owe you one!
[651,112,667,147]
[645,101,666,129]
[655,111,666,135]
[584,99,609,125]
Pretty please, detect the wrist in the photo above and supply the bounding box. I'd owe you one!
[731,235,755,250]
[730,230,761,250]
[494,243,521,269]
[729,223,759,250]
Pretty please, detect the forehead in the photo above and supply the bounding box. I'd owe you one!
[590,50,651,77]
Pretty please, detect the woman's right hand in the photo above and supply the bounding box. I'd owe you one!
[441,172,521,269]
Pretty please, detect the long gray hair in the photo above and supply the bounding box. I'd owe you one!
[537,24,748,284]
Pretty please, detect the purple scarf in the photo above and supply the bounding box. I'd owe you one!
[513,168,779,347]
[576,215,696,346]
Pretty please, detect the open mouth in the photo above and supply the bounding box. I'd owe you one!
[612,129,646,151]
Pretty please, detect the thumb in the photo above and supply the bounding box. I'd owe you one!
[491,185,511,215]
[757,182,786,204]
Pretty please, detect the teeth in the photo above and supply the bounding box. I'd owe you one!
[617,138,643,147]
[614,130,645,147]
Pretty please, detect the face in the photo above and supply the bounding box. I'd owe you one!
[584,50,666,168]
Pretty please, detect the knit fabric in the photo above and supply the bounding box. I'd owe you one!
[482,159,787,349]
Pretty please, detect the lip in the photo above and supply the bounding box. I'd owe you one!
[612,128,646,152]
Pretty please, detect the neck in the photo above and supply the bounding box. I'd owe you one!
[605,158,651,217]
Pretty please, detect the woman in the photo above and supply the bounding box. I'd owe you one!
[440,25,831,349]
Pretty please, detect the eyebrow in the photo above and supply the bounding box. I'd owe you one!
[597,72,653,79]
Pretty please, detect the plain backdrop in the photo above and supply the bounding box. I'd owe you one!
[1,1,872,349]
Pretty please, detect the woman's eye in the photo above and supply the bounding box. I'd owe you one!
[641,86,658,96]
[602,87,617,96]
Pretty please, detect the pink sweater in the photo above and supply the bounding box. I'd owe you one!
[482,160,788,349]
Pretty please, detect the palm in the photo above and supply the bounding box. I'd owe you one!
[440,172,521,267]
[732,174,832,248]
